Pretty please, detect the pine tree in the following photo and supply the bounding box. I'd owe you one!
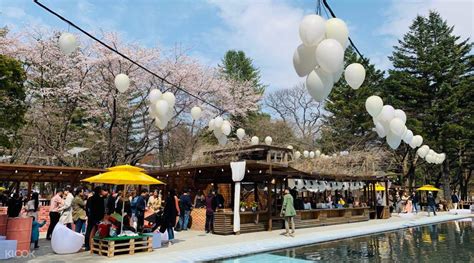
[385,11,473,199]
[318,48,385,153]
[219,50,266,95]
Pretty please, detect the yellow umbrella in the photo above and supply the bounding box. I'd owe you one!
[0,187,6,191]
[81,164,164,235]
[416,184,441,191]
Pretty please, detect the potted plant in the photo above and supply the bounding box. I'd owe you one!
[240,201,246,212]
[250,201,258,212]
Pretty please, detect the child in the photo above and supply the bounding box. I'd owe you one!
[31,216,47,249]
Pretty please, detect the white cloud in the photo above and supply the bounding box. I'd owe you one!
[206,0,306,91]
[368,0,473,71]
[3,7,26,19]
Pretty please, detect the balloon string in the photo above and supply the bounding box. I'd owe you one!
[33,0,227,117]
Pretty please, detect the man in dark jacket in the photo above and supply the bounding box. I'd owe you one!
[85,186,105,251]
[7,193,22,218]
[179,189,193,231]
[205,190,218,233]
[411,192,419,214]
[427,192,436,217]
[136,189,148,232]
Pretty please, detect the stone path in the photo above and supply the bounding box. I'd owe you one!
[7,212,473,263]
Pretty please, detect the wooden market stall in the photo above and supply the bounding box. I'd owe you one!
[150,145,390,235]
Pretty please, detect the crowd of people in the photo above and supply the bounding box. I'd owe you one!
[3,186,226,249]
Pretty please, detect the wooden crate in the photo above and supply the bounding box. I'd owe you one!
[91,235,153,257]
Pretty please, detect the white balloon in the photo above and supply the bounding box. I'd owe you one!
[332,63,344,83]
[412,135,423,148]
[157,118,168,130]
[380,105,395,123]
[417,145,430,158]
[251,136,259,145]
[190,106,202,120]
[299,15,326,47]
[208,119,215,131]
[389,118,405,136]
[213,127,223,138]
[149,89,162,104]
[214,117,224,129]
[294,151,301,159]
[221,121,231,136]
[303,150,309,158]
[306,69,333,102]
[365,96,384,117]
[58,32,78,55]
[236,128,245,140]
[316,39,344,73]
[386,131,402,149]
[217,134,228,146]
[394,109,407,124]
[439,153,446,163]
[162,92,176,107]
[264,136,273,146]
[155,100,169,117]
[375,122,386,138]
[114,73,130,93]
[287,145,294,150]
[325,18,349,48]
[315,150,321,157]
[403,129,413,144]
[309,151,315,158]
[344,63,366,90]
[293,44,318,77]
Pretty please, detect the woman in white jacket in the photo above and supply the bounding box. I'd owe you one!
[59,187,74,229]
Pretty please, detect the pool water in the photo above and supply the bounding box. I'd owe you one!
[218,219,473,263]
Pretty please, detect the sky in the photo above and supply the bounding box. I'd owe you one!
[1,0,473,92]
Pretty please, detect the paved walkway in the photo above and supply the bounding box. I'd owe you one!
[8,212,473,263]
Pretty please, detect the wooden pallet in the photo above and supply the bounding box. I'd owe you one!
[91,235,153,257]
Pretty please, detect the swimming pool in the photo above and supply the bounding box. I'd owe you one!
[215,218,473,262]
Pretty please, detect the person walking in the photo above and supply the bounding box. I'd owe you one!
[46,190,63,240]
[427,192,437,217]
[59,187,74,229]
[179,189,192,231]
[205,190,217,234]
[281,188,296,237]
[136,189,148,233]
[160,189,180,245]
[451,191,460,210]
[411,192,419,214]
[72,187,86,234]
[85,186,105,251]
[25,192,40,220]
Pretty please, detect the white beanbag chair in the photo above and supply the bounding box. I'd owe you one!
[449,209,471,215]
[51,223,84,254]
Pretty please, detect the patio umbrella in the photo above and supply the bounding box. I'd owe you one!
[369,183,385,191]
[416,185,441,191]
[82,164,164,235]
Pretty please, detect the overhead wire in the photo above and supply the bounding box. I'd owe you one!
[33,0,227,115]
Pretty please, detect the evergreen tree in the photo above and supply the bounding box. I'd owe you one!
[318,48,385,153]
[385,11,473,199]
[219,50,266,94]
[0,54,27,152]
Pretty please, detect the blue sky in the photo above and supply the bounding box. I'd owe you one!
[1,0,472,92]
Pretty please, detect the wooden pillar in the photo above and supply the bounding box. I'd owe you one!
[267,180,272,231]
[385,180,389,206]
[254,182,258,204]
[27,180,32,196]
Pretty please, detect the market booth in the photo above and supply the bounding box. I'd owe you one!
[150,145,390,235]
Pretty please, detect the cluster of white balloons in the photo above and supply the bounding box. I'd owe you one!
[365,95,445,165]
[148,89,176,130]
[208,116,232,146]
[293,15,366,102]
[365,95,422,150]
[416,145,446,164]
[249,136,273,146]
[289,179,365,192]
